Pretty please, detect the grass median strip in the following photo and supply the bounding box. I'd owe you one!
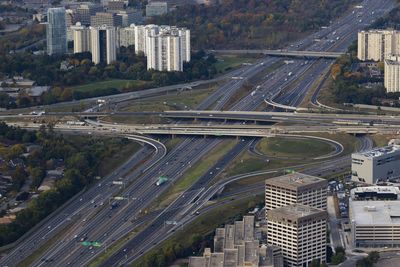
[152,139,238,210]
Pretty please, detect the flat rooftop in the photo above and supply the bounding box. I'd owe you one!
[353,145,400,158]
[268,204,326,222]
[265,172,327,191]
[350,200,400,225]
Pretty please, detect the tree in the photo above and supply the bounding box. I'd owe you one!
[356,251,380,267]
[331,64,342,80]
[9,144,25,158]
[29,167,45,189]
[12,166,27,191]
[331,252,345,264]
[309,259,321,267]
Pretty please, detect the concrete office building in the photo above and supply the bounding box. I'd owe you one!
[90,12,122,27]
[65,9,76,41]
[46,7,67,56]
[71,23,90,53]
[76,4,103,25]
[189,216,283,267]
[267,204,327,267]
[116,9,143,27]
[349,187,400,247]
[358,30,400,61]
[265,173,327,219]
[90,26,117,64]
[107,0,127,10]
[384,55,400,92]
[351,144,400,184]
[118,25,136,48]
[146,1,168,17]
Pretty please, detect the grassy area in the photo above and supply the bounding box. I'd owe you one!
[88,227,143,267]
[132,194,264,267]
[215,133,359,185]
[152,139,238,210]
[120,86,218,113]
[17,221,76,267]
[164,138,184,152]
[257,137,335,159]
[102,83,220,124]
[69,79,150,93]
[370,134,394,147]
[214,55,256,73]
[98,141,141,177]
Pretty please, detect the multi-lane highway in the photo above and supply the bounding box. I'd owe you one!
[0,0,396,266]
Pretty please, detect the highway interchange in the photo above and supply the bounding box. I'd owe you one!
[0,0,399,266]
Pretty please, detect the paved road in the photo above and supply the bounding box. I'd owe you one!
[0,0,394,265]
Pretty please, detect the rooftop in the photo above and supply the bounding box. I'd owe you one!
[353,145,400,158]
[350,200,400,225]
[268,204,327,222]
[265,172,327,191]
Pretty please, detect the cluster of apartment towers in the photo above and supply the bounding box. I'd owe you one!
[47,7,190,71]
[358,29,400,92]
[189,173,328,267]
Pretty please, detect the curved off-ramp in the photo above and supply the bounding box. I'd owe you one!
[248,134,344,161]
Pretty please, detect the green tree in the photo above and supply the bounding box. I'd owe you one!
[12,166,27,191]
[29,167,45,189]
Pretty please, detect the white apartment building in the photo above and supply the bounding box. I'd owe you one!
[384,55,400,92]
[351,145,400,184]
[358,30,400,61]
[267,204,327,267]
[147,32,182,71]
[90,26,117,65]
[71,23,90,53]
[265,173,327,219]
[118,25,136,48]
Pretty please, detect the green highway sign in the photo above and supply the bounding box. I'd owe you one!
[92,242,102,247]
[81,241,91,246]
[81,241,102,247]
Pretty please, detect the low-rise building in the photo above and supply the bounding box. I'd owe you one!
[146,1,168,17]
[189,216,283,267]
[351,144,400,184]
[90,12,122,27]
[350,199,400,247]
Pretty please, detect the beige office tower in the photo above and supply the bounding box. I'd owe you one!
[71,23,90,53]
[358,30,400,61]
[265,173,327,219]
[90,26,117,65]
[267,204,327,267]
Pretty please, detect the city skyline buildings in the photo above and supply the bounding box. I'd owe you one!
[46,7,67,56]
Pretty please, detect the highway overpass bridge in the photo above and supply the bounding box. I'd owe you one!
[209,49,345,59]
[8,121,398,137]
